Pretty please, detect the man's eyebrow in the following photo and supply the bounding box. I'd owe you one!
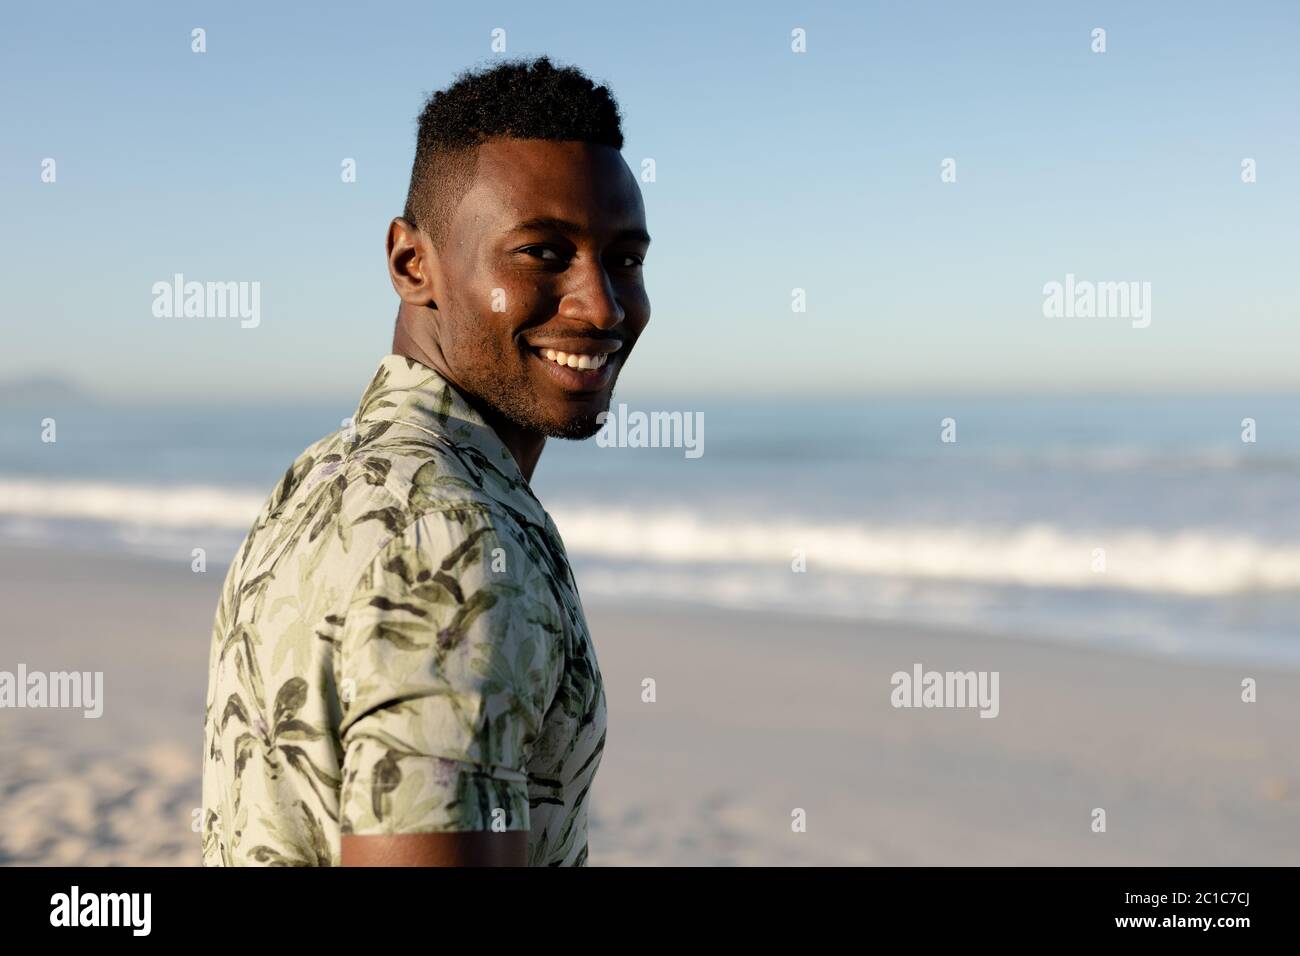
[510,216,651,245]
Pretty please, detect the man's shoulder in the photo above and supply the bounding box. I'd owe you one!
[233,420,544,596]
[339,418,530,532]
[342,423,569,592]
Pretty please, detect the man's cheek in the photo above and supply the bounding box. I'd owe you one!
[481,278,539,320]
[486,284,512,315]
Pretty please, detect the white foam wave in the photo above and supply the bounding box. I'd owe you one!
[2,478,1297,597]
[548,506,1300,597]
[0,478,265,529]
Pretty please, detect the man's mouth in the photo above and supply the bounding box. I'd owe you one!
[527,341,622,392]
[537,348,609,370]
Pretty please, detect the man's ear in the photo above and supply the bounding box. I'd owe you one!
[386,217,441,308]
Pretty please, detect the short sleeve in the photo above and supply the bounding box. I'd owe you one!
[337,509,564,837]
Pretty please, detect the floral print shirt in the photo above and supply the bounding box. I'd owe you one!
[201,354,606,866]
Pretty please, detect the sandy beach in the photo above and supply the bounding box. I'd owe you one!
[1,542,1297,866]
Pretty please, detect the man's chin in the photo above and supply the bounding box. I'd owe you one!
[541,408,609,441]
[493,388,613,441]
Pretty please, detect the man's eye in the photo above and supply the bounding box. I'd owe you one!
[523,245,562,261]
[616,254,643,268]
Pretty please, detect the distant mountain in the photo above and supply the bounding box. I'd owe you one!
[0,373,92,405]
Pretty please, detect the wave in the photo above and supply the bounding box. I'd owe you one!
[0,478,266,529]
[548,507,1300,597]
[2,478,1298,597]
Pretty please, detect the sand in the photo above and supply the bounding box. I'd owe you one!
[1,543,1297,865]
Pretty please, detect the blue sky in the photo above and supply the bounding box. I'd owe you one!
[2,1,1297,401]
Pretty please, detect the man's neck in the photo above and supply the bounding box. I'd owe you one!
[473,403,546,484]
[391,327,545,483]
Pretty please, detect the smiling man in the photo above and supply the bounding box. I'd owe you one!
[201,57,649,867]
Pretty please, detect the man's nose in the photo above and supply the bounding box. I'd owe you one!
[557,260,624,330]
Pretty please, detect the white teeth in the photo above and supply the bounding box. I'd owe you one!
[537,348,608,370]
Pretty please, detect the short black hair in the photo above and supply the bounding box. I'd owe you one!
[403,56,625,246]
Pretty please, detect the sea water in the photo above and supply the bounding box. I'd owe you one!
[2,391,1298,667]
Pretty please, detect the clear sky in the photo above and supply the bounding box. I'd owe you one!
[2,1,1297,401]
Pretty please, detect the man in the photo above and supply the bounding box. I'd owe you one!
[201,56,650,867]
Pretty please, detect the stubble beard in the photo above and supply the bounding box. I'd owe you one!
[492,378,615,440]
[466,345,616,441]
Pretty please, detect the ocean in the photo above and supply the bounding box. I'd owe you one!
[3,391,1298,667]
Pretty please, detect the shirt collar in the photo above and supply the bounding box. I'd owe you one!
[352,354,554,531]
